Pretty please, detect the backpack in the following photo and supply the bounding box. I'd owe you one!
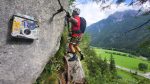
[80,17,86,33]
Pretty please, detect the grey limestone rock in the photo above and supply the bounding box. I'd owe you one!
[0,0,68,84]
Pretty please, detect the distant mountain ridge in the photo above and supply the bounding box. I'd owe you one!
[86,10,150,57]
[87,10,137,33]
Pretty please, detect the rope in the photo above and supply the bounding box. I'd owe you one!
[125,19,150,34]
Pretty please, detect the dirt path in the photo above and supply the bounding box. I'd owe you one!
[116,65,150,79]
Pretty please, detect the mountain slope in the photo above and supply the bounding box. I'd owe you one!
[86,10,150,57]
[87,10,137,37]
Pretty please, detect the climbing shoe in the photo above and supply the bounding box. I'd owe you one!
[68,55,77,61]
[80,53,84,61]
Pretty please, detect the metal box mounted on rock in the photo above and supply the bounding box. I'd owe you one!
[11,14,39,40]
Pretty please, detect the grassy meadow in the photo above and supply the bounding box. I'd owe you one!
[93,47,150,72]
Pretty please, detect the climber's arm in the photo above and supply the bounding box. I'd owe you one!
[68,18,77,25]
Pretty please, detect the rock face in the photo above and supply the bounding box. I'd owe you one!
[0,0,68,84]
[64,56,85,84]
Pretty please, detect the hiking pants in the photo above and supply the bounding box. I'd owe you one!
[69,36,81,53]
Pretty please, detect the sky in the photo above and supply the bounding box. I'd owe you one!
[72,0,141,26]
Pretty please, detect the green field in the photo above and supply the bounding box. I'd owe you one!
[94,48,150,72]
[117,69,150,84]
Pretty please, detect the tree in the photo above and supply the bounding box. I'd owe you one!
[68,0,75,5]
[109,54,117,78]
[101,58,109,75]
[138,63,148,71]
[92,0,149,6]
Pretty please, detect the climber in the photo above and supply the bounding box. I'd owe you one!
[66,8,86,61]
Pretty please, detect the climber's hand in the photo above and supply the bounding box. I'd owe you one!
[66,12,71,18]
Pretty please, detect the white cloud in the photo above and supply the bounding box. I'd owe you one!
[141,1,150,12]
[74,1,137,26]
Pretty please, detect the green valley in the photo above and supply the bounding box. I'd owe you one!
[117,69,150,84]
[92,47,150,83]
[87,11,150,58]
[94,47,150,72]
